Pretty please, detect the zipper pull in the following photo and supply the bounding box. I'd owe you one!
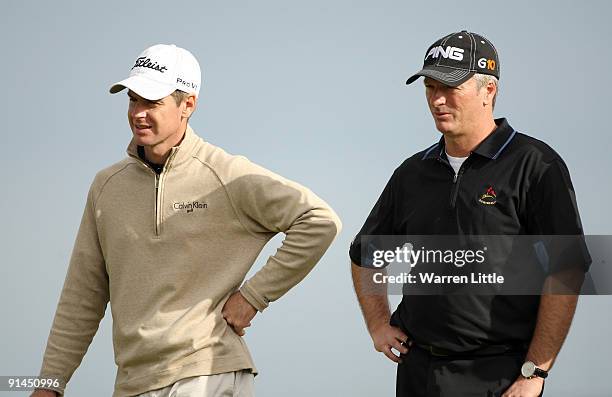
[453,173,458,183]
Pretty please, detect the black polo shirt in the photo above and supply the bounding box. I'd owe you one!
[349,118,589,352]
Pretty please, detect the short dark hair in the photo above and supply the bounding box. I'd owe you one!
[170,90,192,106]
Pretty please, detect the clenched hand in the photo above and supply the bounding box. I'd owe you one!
[222,291,258,336]
[370,323,410,363]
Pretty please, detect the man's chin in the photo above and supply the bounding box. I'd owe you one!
[434,121,455,135]
[131,132,155,146]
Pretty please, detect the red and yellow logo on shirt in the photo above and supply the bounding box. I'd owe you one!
[478,186,497,205]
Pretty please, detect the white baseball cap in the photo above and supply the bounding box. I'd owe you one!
[109,44,201,100]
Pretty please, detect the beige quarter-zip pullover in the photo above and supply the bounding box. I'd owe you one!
[39,126,341,396]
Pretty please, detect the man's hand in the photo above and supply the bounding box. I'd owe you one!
[30,390,58,397]
[370,323,410,363]
[222,291,257,336]
[351,262,409,363]
[501,376,544,397]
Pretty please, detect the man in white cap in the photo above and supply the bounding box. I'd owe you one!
[32,44,341,397]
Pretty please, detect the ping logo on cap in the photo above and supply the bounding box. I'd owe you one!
[406,31,500,87]
[132,57,168,73]
[425,46,465,61]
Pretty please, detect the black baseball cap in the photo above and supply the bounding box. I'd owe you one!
[406,30,500,87]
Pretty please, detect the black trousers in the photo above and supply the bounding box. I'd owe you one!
[396,345,544,397]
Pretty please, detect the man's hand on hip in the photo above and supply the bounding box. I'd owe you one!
[370,323,410,363]
[501,376,544,397]
[222,291,257,336]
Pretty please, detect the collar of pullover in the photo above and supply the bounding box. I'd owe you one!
[126,124,200,171]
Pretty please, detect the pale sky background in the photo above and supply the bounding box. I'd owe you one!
[1,1,611,396]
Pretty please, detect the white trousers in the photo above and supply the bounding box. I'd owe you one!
[136,371,254,397]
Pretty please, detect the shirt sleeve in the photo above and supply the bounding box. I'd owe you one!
[224,159,342,312]
[349,170,397,267]
[38,181,110,395]
[526,159,591,272]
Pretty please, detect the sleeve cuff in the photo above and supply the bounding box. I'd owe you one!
[36,374,66,395]
[239,282,269,312]
[349,237,363,267]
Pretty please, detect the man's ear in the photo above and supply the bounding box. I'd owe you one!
[483,81,496,106]
[183,94,197,117]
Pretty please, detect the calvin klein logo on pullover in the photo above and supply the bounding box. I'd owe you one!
[173,201,208,213]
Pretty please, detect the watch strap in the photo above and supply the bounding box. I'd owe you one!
[533,367,548,379]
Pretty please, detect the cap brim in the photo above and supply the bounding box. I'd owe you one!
[109,74,175,100]
[405,66,475,87]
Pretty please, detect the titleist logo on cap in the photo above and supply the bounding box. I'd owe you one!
[110,44,201,99]
[132,57,168,73]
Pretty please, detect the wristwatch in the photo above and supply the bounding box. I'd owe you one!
[521,361,548,379]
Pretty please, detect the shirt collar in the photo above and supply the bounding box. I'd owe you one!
[127,124,200,169]
[422,118,516,161]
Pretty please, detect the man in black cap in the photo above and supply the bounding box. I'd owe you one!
[350,31,589,396]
